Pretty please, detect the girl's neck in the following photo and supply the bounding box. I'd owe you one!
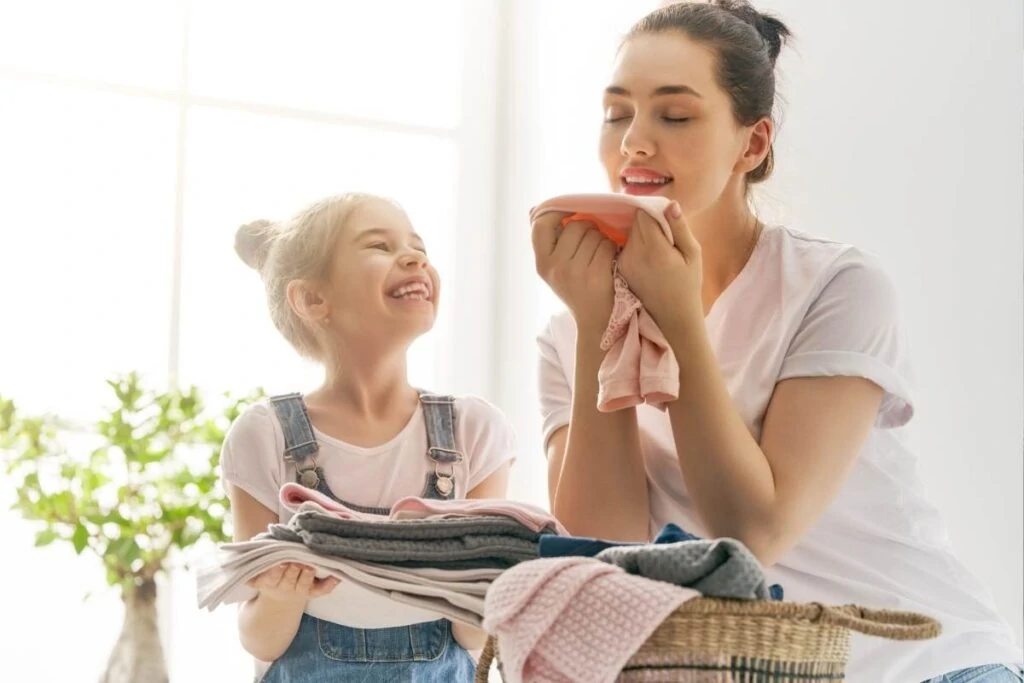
[312,343,416,418]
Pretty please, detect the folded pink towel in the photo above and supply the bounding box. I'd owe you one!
[390,497,569,536]
[483,556,698,683]
[531,193,680,411]
[278,482,569,534]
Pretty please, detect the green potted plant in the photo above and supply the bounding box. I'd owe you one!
[0,373,263,683]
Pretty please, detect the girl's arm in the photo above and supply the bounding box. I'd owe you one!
[229,485,337,662]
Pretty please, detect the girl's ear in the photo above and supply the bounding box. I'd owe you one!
[286,279,330,324]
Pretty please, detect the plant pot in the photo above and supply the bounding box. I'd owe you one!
[98,578,168,683]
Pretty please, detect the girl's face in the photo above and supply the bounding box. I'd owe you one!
[322,198,440,344]
[599,32,770,217]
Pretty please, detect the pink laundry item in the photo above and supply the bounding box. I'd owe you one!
[482,556,699,683]
[390,497,569,536]
[279,481,569,534]
[530,194,680,412]
[278,481,383,520]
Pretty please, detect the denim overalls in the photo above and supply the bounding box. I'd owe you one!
[257,392,477,683]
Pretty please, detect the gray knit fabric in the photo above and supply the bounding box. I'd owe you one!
[289,509,544,542]
[595,539,772,600]
[264,510,545,569]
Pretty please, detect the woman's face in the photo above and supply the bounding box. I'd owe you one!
[599,32,766,217]
[323,198,440,343]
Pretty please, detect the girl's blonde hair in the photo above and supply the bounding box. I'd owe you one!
[234,192,380,360]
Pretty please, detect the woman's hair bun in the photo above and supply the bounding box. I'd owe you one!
[712,0,791,64]
[234,219,277,271]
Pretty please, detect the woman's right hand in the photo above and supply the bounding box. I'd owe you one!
[531,211,618,336]
[246,562,340,605]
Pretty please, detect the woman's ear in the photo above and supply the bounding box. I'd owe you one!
[286,279,330,324]
[736,117,773,175]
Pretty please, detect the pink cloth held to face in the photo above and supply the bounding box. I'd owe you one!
[482,556,699,683]
[530,194,680,411]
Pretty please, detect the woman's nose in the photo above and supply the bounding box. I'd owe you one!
[621,118,655,159]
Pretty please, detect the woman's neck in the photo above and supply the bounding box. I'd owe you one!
[688,192,762,311]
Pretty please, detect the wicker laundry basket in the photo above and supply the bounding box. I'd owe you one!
[474,597,940,682]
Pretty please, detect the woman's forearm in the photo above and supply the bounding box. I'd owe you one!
[238,594,306,663]
[552,329,649,542]
[663,319,779,558]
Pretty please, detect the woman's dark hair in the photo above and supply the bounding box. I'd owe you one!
[628,0,792,184]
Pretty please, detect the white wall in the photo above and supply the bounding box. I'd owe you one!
[496,0,1024,641]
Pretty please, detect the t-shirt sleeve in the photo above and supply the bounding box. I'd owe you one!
[778,257,914,429]
[219,403,286,513]
[537,319,573,451]
[457,396,518,492]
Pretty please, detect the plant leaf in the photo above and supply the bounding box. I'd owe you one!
[72,523,89,554]
[34,529,59,547]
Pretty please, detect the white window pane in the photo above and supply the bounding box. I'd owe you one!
[177,106,459,397]
[0,1,183,90]
[0,80,177,418]
[187,0,465,130]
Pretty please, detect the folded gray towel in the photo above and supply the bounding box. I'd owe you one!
[269,525,539,569]
[265,509,546,569]
[596,538,772,600]
[290,509,545,542]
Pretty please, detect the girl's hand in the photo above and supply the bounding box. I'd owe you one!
[618,201,703,332]
[246,562,340,605]
[532,210,619,337]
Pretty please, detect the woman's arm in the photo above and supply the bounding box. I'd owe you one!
[617,204,903,566]
[661,321,882,565]
[532,211,650,542]
[547,330,649,542]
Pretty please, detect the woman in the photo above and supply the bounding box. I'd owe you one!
[532,2,1023,681]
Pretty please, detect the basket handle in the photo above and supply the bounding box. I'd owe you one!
[816,604,941,641]
[475,636,498,683]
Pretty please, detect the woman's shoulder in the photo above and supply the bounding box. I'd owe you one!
[764,225,898,300]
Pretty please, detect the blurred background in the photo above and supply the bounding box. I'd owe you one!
[0,0,1020,680]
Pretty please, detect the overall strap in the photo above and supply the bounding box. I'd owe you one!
[268,393,319,462]
[418,392,463,499]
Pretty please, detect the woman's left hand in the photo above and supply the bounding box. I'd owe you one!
[618,201,704,332]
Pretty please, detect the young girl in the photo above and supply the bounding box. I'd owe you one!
[221,192,515,682]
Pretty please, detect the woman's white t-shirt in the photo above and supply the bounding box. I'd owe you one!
[537,224,1021,682]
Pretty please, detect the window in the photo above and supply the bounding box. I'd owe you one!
[0,1,496,679]
[1,0,661,678]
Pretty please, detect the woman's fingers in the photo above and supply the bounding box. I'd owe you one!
[576,226,607,265]
[531,211,570,263]
[662,201,700,256]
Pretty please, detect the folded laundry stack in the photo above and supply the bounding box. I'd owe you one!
[196,483,567,629]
